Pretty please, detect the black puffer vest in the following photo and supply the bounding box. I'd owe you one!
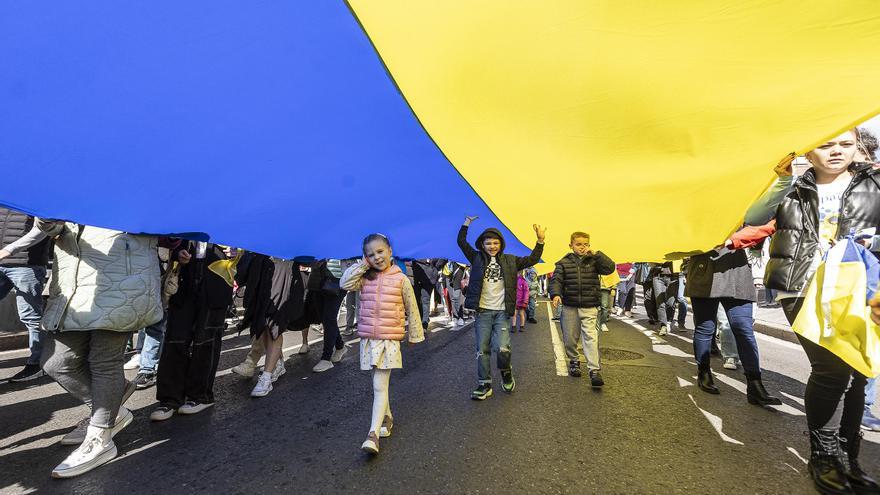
[765,164,880,292]
[0,208,50,267]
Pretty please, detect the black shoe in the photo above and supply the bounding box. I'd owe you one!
[9,364,44,382]
[527,318,538,324]
[746,378,782,406]
[697,369,720,394]
[841,432,880,495]
[589,371,604,388]
[568,361,582,378]
[501,370,516,393]
[471,383,493,400]
[808,429,854,495]
[133,371,157,390]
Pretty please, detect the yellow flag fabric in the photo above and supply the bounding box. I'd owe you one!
[208,251,243,288]
[349,1,880,264]
[601,271,621,289]
[792,254,880,377]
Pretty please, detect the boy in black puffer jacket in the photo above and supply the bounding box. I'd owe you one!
[549,232,615,387]
[457,216,545,400]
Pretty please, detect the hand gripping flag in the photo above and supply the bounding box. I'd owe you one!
[792,236,880,378]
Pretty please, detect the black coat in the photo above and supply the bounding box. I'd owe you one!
[457,225,543,316]
[765,164,880,292]
[412,258,446,287]
[235,253,305,339]
[169,242,233,310]
[549,252,616,308]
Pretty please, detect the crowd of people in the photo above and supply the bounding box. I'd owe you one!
[2,127,880,494]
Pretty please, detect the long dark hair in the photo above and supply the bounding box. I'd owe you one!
[362,233,392,281]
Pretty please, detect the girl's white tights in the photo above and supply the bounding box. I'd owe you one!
[370,368,392,435]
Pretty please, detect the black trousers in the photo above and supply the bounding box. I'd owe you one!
[641,283,658,322]
[413,280,433,329]
[318,291,346,361]
[157,300,226,407]
[781,297,867,437]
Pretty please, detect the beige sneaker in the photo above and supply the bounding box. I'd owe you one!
[361,431,379,454]
[379,415,393,438]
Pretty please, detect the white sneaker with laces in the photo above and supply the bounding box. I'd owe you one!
[232,361,257,378]
[271,359,286,382]
[298,343,310,355]
[456,318,465,327]
[312,360,334,372]
[723,357,738,370]
[150,406,175,422]
[60,407,133,446]
[52,426,117,478]
[123,353,141,370]
[658,325,669,336]
[177,401,214,415]
[624,311,633,318]
[251,372,273,397]
[330,345,348,363]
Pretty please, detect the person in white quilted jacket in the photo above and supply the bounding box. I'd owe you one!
[36,219,163,479]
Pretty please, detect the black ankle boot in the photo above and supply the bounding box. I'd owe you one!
[808,429,855,495]
[746,377,782,406]
[840,432,880,495]
[697,369,720,394]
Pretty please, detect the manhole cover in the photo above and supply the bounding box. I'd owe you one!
[599,347,645,361]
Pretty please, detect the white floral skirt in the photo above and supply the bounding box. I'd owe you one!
[360,338,403,370]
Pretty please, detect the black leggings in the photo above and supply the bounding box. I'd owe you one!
[781,298,867,436]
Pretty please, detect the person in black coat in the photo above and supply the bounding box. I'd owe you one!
[457,216,544,400]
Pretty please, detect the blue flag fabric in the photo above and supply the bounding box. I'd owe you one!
[0,1,528,260]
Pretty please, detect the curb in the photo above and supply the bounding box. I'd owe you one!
[752,320,799,344]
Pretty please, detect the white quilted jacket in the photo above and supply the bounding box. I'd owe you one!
[37,220,163,332]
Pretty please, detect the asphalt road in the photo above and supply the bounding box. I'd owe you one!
[1,299,878,494]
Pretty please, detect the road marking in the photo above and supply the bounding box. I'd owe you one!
[707,373,805,416]
[108,439,170,464]
[677,376,694,387]
[755,331,802,350]
[783,462,801,473]
[545,302,569,376]
[787,446,808,465]
[780,391,805,406]
[215,337,324,378]
[688,394,744,445]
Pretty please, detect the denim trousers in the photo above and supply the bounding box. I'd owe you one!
[560,305,600,371]
[691,297,760,377]
[135,311,167,373]
[866,377,876,408]
[474,309,511,384]
[447,284,463,319]
[41,329,130,428]
[782,297,867,436]
[0,265,46,365]
[526,294,537,319]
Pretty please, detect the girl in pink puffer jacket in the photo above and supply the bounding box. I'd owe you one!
[514,271,530,333]
[340,234,423,456]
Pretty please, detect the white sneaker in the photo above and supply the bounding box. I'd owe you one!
[658,325,669,336]
[624,311,633,318]
[251,372,274,397]
[312,360,334,372]
[177,401,214,415]
[614,307,623,316]
[298,343,310,355]
[150,405,175,422]
[310,324,324,335]
[456,318,465,327]
[123,353,141,370]
[330,346,348,363]
[52,426,117,478]
[232,361,257,378]
[271,359,286,382]
[60,407,133,446]
[601,324,610,332]
[723,357,738,370]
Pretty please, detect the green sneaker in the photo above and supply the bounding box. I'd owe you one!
[471,383,493,400]
[501,369,516,393]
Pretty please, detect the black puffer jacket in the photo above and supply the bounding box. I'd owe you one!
[549,252,616,308]
[765,164,880,292]
[457,225,543,316]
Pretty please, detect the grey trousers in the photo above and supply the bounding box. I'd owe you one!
[41,330,131,428]
[560,306,600,371]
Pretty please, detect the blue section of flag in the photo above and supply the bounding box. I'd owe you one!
[0,1,527,260]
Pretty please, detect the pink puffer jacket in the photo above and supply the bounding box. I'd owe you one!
[516,275,529,308]
[358,264,407,341]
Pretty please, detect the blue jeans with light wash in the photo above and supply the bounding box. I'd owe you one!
[0,265,46,365]
[867,377,876,408]
[526,293,537,320]
[475,309,512,384]
[135,311,167,373]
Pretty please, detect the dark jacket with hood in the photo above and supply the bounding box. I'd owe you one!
[457,225,543,316]
[765,163,880,292]
[549,251,616,308]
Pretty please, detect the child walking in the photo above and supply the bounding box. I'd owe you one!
[514,271,529,333]
[340,234,424,455]
[549,232,615,388]
[458,216,545,400]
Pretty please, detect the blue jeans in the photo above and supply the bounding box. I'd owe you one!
[526,293,536,320]
[0,266,46,365]
[675,274,688,327]
[867,377,876,408]
[136,311,167,373]
[691,297,760,378]
[475,309,511,384]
